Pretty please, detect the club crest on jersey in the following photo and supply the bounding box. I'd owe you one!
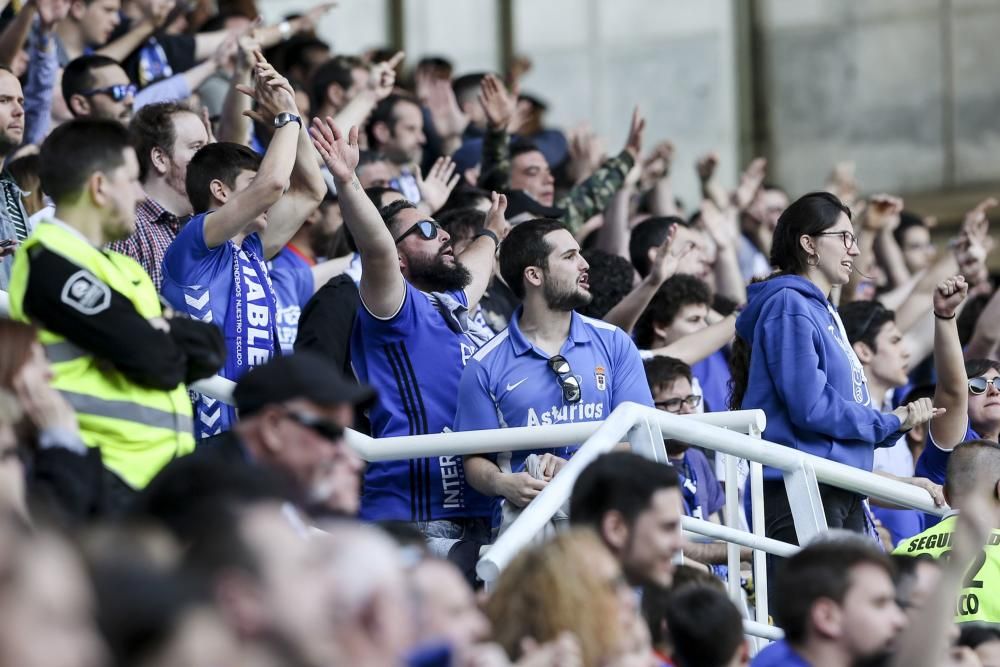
[595,366,607,391]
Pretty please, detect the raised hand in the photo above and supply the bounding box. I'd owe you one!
[962,196,997,246]
[483,191,510,240]
[36,0,71,32]
[642,140,675,182]
[734,156,767,211]
[309,117,360,181]
[933,274,968,319]
[478,73,517,130]
[700,198,739,250]
[199,107,217,144]
[863,193,904,232]
[416,156,461,214]
[236,51,298,125]
[369,51,404,100]
[696,151,719,184]
[566,125,606,184]
[425,77,469,139]
[297,1,337,33]
[622,106,645,160]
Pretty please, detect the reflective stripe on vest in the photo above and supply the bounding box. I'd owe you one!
[44,340,87,364]
[61,391,194,434]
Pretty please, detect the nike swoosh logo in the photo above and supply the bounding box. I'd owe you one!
[506,378,528,392]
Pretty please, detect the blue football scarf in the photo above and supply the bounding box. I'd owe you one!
[192,240,278,439]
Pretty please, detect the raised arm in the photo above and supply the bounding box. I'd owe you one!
[96,18,157,63]
[476,73,516,192]
[459,191,509,311]
[964,286,1000,359]
[0,0,38,68]
[700,199,746,305]
[310,116,405,319]
[217,34,255,145]
[602,224,685,333]
[928,275,970,451]
[333,52,402,132]
[201,51,299,248]
[21,1,67,145]
[649,315,736,366]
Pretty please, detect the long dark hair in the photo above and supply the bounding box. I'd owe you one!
[728,192,852,409]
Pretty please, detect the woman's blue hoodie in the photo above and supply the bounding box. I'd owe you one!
[735,275,902,480]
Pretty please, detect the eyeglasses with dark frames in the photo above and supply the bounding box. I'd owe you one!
[81,83,137,102]
[814,230,859,250]
[394,219,442,245]
[547,354,582,404]
[654,394,702,413]
[968,377,1000,396]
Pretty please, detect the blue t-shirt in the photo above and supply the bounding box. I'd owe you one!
[751,640,810,666]
[915,421,981,529]
[673,448,725,520]
[454,308,653,521]
[162,213,278,437]
[267,247,313,354]
[691,349,731,413]
[351,283,493,522]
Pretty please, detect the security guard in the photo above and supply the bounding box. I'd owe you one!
[6,119,223,504]
[894,439,1000,624]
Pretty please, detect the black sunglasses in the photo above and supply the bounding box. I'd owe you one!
[655,394,702,413]
[283,411,345,442]
[394,219,441,245]
[548,354,581,403]
[969,377,1000,395]
[81,83,137,102]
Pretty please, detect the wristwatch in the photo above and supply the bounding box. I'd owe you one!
[274,112,302,129]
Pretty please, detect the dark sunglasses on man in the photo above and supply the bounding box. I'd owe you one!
[548,354,582,403]
[282,411,345,442]
[969,376,1000,395]
[394,219,442,245]
[81,84,137,102]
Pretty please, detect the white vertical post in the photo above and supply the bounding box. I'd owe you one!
[784,460,827,544]
[723,452,741,602]
[748,423,769,652]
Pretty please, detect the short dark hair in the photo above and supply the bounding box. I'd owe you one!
[773,540,893,643]
[498,218,567,299]
[378,198,417,231]
[437,207,485,243]
[570,451,680,530]
[129,102,195,182]
[944,439,1000,504]
[634,275,711,348]
[185,142,262,213]
[770,191,852,276]
[39,119,131,204]
[309,55,363,111]
[958,293,991,348]
[643,356,692,394]
[958,623,1000,649]
[839,300,896,353]
[665,586,745,667]
[364,185,402,209]
[452,72,486,106]
[366,93,419,149]
[579,249,635,319]
[62,54,121,114]
[892,210,927,248]
[629,216,685,277]
[966,358,1000,380]
[510,139,543,162]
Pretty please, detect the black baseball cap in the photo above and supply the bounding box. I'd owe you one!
[234,352,376,416]
[503,189,565,222]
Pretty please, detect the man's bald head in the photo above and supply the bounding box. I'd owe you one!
[945,439,1000,507]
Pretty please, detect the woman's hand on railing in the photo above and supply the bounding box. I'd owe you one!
[900,476,946,507]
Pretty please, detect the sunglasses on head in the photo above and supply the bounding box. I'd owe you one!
[394,219,441,245]
[282,411,345,442]
[548,354,582,404]
[81,83,137,102]
[969,377,1000,395]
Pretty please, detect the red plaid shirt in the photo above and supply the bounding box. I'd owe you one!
[107,196,186,292]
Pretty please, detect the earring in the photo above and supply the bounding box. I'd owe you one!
[806,252,820,267]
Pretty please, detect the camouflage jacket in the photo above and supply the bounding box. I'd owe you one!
[477,127,635,233]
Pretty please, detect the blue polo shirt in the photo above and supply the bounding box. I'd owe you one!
[267,246,313,353]
[454,308,653,518]
[351,282,494,522]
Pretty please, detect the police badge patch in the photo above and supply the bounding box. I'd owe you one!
[60,270,111,315]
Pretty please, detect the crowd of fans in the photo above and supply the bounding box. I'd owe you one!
[3,0,1000,665]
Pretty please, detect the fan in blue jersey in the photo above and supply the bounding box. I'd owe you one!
[912,275,1000,528]
[268,245,314,354]
[455,218,654,531]
[161,51,327,439]
[310,116,511,568]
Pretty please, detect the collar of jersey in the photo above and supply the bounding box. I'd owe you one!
[508,306,591,357]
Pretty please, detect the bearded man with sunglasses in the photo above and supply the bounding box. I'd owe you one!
[309,116,509,577]
[455,218,653,536]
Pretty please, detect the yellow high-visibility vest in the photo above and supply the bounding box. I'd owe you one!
[7,221,194,488]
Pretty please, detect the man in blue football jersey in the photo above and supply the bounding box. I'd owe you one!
[455,218,654,528]
[161,51,327,439]
[309,116,511,571]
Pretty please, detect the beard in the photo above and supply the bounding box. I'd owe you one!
[408,250,472,293]
[165,159,188,200]
[0,127,20,156]
[543,278,592,312]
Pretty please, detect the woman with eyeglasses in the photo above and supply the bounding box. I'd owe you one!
[729,192,939,549]
[913,275,1000,526]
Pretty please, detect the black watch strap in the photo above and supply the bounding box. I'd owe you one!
[475,229,500,249]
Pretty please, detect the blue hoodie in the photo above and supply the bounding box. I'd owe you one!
[735,275,902,480]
